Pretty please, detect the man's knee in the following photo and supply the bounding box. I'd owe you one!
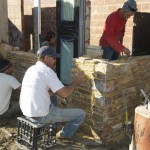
[82,110,86,118]
[78,109,86,120]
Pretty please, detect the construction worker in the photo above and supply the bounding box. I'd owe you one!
[99,0,138,60]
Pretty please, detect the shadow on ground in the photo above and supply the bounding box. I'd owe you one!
[0,117,130,150]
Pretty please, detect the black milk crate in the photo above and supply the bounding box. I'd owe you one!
[17,117,57,150]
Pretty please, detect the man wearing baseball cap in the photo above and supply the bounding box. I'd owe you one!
[41,31,56,48]
[99,0,138,61]
[0,59,21,120]
[20,46,86,139]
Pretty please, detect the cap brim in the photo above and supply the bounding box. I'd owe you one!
[53,53,61,58]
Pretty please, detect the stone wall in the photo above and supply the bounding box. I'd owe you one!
[1,43,150,143]
[70,56,150,142]
[0,43,36,82]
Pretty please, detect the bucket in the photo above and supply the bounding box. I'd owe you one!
[134,105,150,150]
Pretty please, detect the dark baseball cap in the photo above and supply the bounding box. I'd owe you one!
[122,0,138,12]
[0,59,12,73]
[37,46,60,58]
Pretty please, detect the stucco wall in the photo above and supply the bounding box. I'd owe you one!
[0,0,8,43]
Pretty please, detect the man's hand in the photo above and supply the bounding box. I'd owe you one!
[123,48,131,56]
[56,74,85,98]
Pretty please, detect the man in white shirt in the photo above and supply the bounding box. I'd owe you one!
[20,46,86,139]
[0,59,21,119]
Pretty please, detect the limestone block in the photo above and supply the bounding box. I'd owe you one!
[86,45,103,58]
[0,43,12,58]
[95,62,113,74]
[92,79,116,93]
[94,94,111,108]
[112,123,122,133]
[77,87,91,95]
[117,74,134,84]
[71,98,92,113]
[92,112,107,123]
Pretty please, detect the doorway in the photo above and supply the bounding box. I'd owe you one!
[132,12,150,56]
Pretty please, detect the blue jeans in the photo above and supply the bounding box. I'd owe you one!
[29,104,86,138]
[102,47,120,61]
[50,95,57,106]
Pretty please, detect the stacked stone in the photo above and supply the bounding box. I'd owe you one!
[71,56,150,142]
[0,43,37,103]
[0,43,37,82]
[1,43,150,143]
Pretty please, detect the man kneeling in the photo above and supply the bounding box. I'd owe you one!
[0,59,21,120]
[19,46,86,139]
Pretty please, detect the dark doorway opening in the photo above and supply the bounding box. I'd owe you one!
[132,12,150,56]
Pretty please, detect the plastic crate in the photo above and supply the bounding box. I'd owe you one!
[17,117,57,150]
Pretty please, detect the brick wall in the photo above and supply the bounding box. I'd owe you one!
[0,43,36,82]
[22,0,56,51]
[6,0,56,51]
[1,43,150,143]
[87,0,150,49]
[5,0,150,51]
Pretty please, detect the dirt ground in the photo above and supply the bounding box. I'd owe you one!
[0,116,131,150]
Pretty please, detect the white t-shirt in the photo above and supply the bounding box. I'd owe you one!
[19,61,64,117]
[0,73,21,115]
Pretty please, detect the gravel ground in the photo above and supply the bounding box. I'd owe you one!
[0,117,131,150]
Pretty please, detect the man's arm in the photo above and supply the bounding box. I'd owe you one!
[16,85,21,91]
[56,74,85,98]
[119,34,124,44]
[9,75,21,91]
